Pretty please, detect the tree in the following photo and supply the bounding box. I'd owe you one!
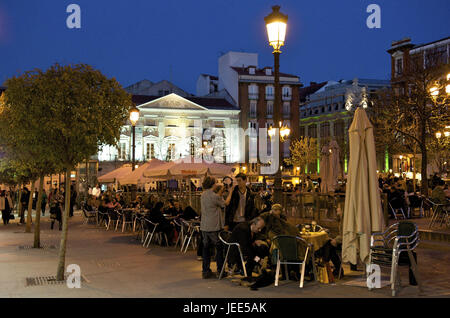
[371,58,449,195]
[285,137,318,176]
[12,64,131,280]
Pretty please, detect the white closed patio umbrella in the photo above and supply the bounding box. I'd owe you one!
[342,107,385,265]
[319,145,331,193]
[327,140,341,192]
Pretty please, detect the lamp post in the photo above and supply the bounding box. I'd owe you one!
[129,106,140,171]
[265,5,288,204]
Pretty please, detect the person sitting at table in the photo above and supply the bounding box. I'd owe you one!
[166,199,183,217]
[228,217,268,282]
[106,197,121,210]
[179,205,198,221]
[258,204,298,243]
[431,179,447,204]
[131,196,143,209]
[145,201,175,245]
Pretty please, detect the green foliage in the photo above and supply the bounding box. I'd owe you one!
[285,137,317,175]
[0,63,132,171]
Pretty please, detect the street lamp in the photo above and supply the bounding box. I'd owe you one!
[265,5,288,204]
[129,106,140,172]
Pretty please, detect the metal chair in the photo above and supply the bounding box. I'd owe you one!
[106,209,120,231]
[121,209,134,232]
[426,198,450,228]
[143,218,159,248]
[181,221,200,253]
[173,218,186,249]
[368,221,421,296]
[218,230,247,280]
[81,203,97,225]
[388,199,406,220]
[272,235,310,288]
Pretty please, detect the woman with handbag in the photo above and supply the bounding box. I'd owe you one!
[0,190,13,225]
[49,189,63,230]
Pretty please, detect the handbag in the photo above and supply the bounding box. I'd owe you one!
[9,213,15,220]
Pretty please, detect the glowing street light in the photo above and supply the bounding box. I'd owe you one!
[129,106,140,172]
[264,5,288,53]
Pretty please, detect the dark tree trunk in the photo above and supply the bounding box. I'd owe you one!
[419,121,429,196]
[33,176,44,248]
[56,168,71,281]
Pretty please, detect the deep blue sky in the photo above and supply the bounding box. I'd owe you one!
[0,0,449,94]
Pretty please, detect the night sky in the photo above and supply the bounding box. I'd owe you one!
[0,0,449,94]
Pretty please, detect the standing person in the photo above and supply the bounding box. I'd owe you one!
[32,188,38,210]
[19,187,30,224]
[41,190,47,216]
[224,173,257,231]
[0,190,13,225]
[69,185,77,217]
[49,189,63,230]
[200,176,226,279]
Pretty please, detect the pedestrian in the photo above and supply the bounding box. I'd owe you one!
[69,185,77,217]
[19,187,30,224]
[0,190,13,225]
[32,188,38,210]
[224,173,257,231]
[200,176,226,279]
[49,189,63,230]
[41,190,47,216]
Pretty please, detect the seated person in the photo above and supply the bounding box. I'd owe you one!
[106,197,121,210]
[228,217,268,281]
[130,196,143,209]
[165,199,183,217]
[258,204,299,243]
[431,179,447,204]
[145,202,175,245]
[179,205,198,221]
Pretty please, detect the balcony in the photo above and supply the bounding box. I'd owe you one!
[265,94,274,100]
[249,111,257,118]
[282,94,292,101]
[282,111,291,119]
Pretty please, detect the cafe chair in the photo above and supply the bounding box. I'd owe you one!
[121,209,134,233]
[143,218,159,248]
[173,218,187,249]
[388,200,406,220]
[426,198,450,229]
[106,209,120,231]
[182,221,200,253]
[81,203,97,225]
[368,221,421,297]
[272,235,310,288]
[218,230,247,280]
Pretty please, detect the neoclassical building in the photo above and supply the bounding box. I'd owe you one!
[98,93,241,165]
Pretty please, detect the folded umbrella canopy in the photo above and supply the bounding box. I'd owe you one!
[342,107,384,265]
[327,139,341,192]
[319,144,331,193]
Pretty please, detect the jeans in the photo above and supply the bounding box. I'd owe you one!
[201,231,224,274]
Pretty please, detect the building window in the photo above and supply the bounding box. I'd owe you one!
[249,67,256,75]
[320,122,330,140]
[282,102,290,117]
[168,144,176,161]
[395,57,403,76]
[146,143,155,160]
[248,84,258,99]
[265,85,274,99]
[265,68,272,76]
[118,142,127,160]
[190,138,195,156]
[250,100,257,118]
[267,101,273,118]
[282,86,292,98]
[308,124,317,138]
[299,126,305,137]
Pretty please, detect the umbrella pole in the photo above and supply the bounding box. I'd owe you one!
[188,178,192,206]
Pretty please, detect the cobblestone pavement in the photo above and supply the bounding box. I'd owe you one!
[0,212,449,298]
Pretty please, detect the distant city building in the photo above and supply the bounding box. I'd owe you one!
[387,36,449,174]
[299,78,390,174]
[97,93,240,166]
[125,79,192,97]
[197,51,302,181]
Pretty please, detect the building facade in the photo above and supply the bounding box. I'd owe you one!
[197,51,302,181]
[97,93,241,166]
[387,36,449,175]
[299,78,390,174]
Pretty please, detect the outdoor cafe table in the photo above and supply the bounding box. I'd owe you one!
[299,230,329,251]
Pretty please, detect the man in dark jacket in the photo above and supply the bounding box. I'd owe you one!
[229,217,268,280]
[225,173,257,231]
